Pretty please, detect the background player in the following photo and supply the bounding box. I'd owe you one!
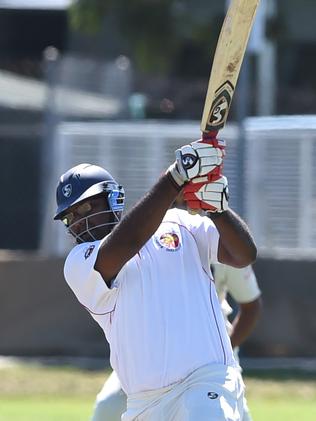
[90,264,262,421]
[54,136,257,420]
[213,263,262,421]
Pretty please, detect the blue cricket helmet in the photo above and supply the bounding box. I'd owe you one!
[54,163,125,220]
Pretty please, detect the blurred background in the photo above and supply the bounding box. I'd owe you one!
[0,0,315,395]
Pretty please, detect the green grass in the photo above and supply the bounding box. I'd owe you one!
[245,369,316,421]
[249,399,316,421]
[0,364,315,421]
[0,397,93,421]
[0,363,106,421]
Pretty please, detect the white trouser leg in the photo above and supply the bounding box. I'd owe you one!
[91,371,127,421]
[122,364,244,421]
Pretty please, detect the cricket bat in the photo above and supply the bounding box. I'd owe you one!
[201,0,260,134]
[183,0,260,210]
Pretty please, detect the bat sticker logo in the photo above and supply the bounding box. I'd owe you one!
[207,81,235,130]
[212,100,228,124]
[62,183,72,198]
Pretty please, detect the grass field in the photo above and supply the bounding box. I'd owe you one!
[0,363,315,421]
[244,370,316,421]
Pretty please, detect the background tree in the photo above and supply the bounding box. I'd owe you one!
[69,0,223,74]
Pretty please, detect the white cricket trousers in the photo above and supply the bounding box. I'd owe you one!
[122,363,244,421]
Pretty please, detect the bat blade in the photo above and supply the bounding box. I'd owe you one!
[201,0,260,133]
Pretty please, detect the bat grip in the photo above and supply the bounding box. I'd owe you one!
[201,129,226,153]
[201,130,221,147]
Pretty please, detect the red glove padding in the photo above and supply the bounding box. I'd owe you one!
[183,175,229,212]
[183,178,214,211]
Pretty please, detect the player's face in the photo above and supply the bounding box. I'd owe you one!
[62,196,120,243]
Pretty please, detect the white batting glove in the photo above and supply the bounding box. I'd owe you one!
[167,140,225,187]
[183,175,229,213]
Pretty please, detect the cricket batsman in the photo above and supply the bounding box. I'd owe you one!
[54,136,257,420]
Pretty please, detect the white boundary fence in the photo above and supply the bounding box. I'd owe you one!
[42,116,316,257]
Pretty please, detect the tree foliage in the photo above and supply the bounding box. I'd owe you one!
[69,0,109,34]
[69,0,221,73]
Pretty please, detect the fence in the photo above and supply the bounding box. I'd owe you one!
[42,116,316,257]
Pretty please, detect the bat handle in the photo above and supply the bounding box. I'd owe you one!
[201,130,223,148]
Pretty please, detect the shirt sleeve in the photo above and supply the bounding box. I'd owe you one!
[63,240,119,314]
[223,265,261,303]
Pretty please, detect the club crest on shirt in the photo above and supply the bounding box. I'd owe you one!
[155,232,180,251]
[84,245,95,259]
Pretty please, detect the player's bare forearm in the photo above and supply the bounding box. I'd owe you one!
[230,297,262,348]
[208,209,257,267]
[95,173,181,284]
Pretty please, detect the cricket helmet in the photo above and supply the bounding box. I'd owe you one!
[54,163,125,220]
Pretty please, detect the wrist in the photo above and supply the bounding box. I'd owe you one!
[166,168,184,191]
[166,162,186,188]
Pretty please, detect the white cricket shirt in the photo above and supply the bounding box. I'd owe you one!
[64,208,236,394]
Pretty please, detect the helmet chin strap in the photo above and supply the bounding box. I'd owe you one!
[68,210,122,243]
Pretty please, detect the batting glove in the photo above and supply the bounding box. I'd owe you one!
[183,175,229,213]
[167,135,225,187]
